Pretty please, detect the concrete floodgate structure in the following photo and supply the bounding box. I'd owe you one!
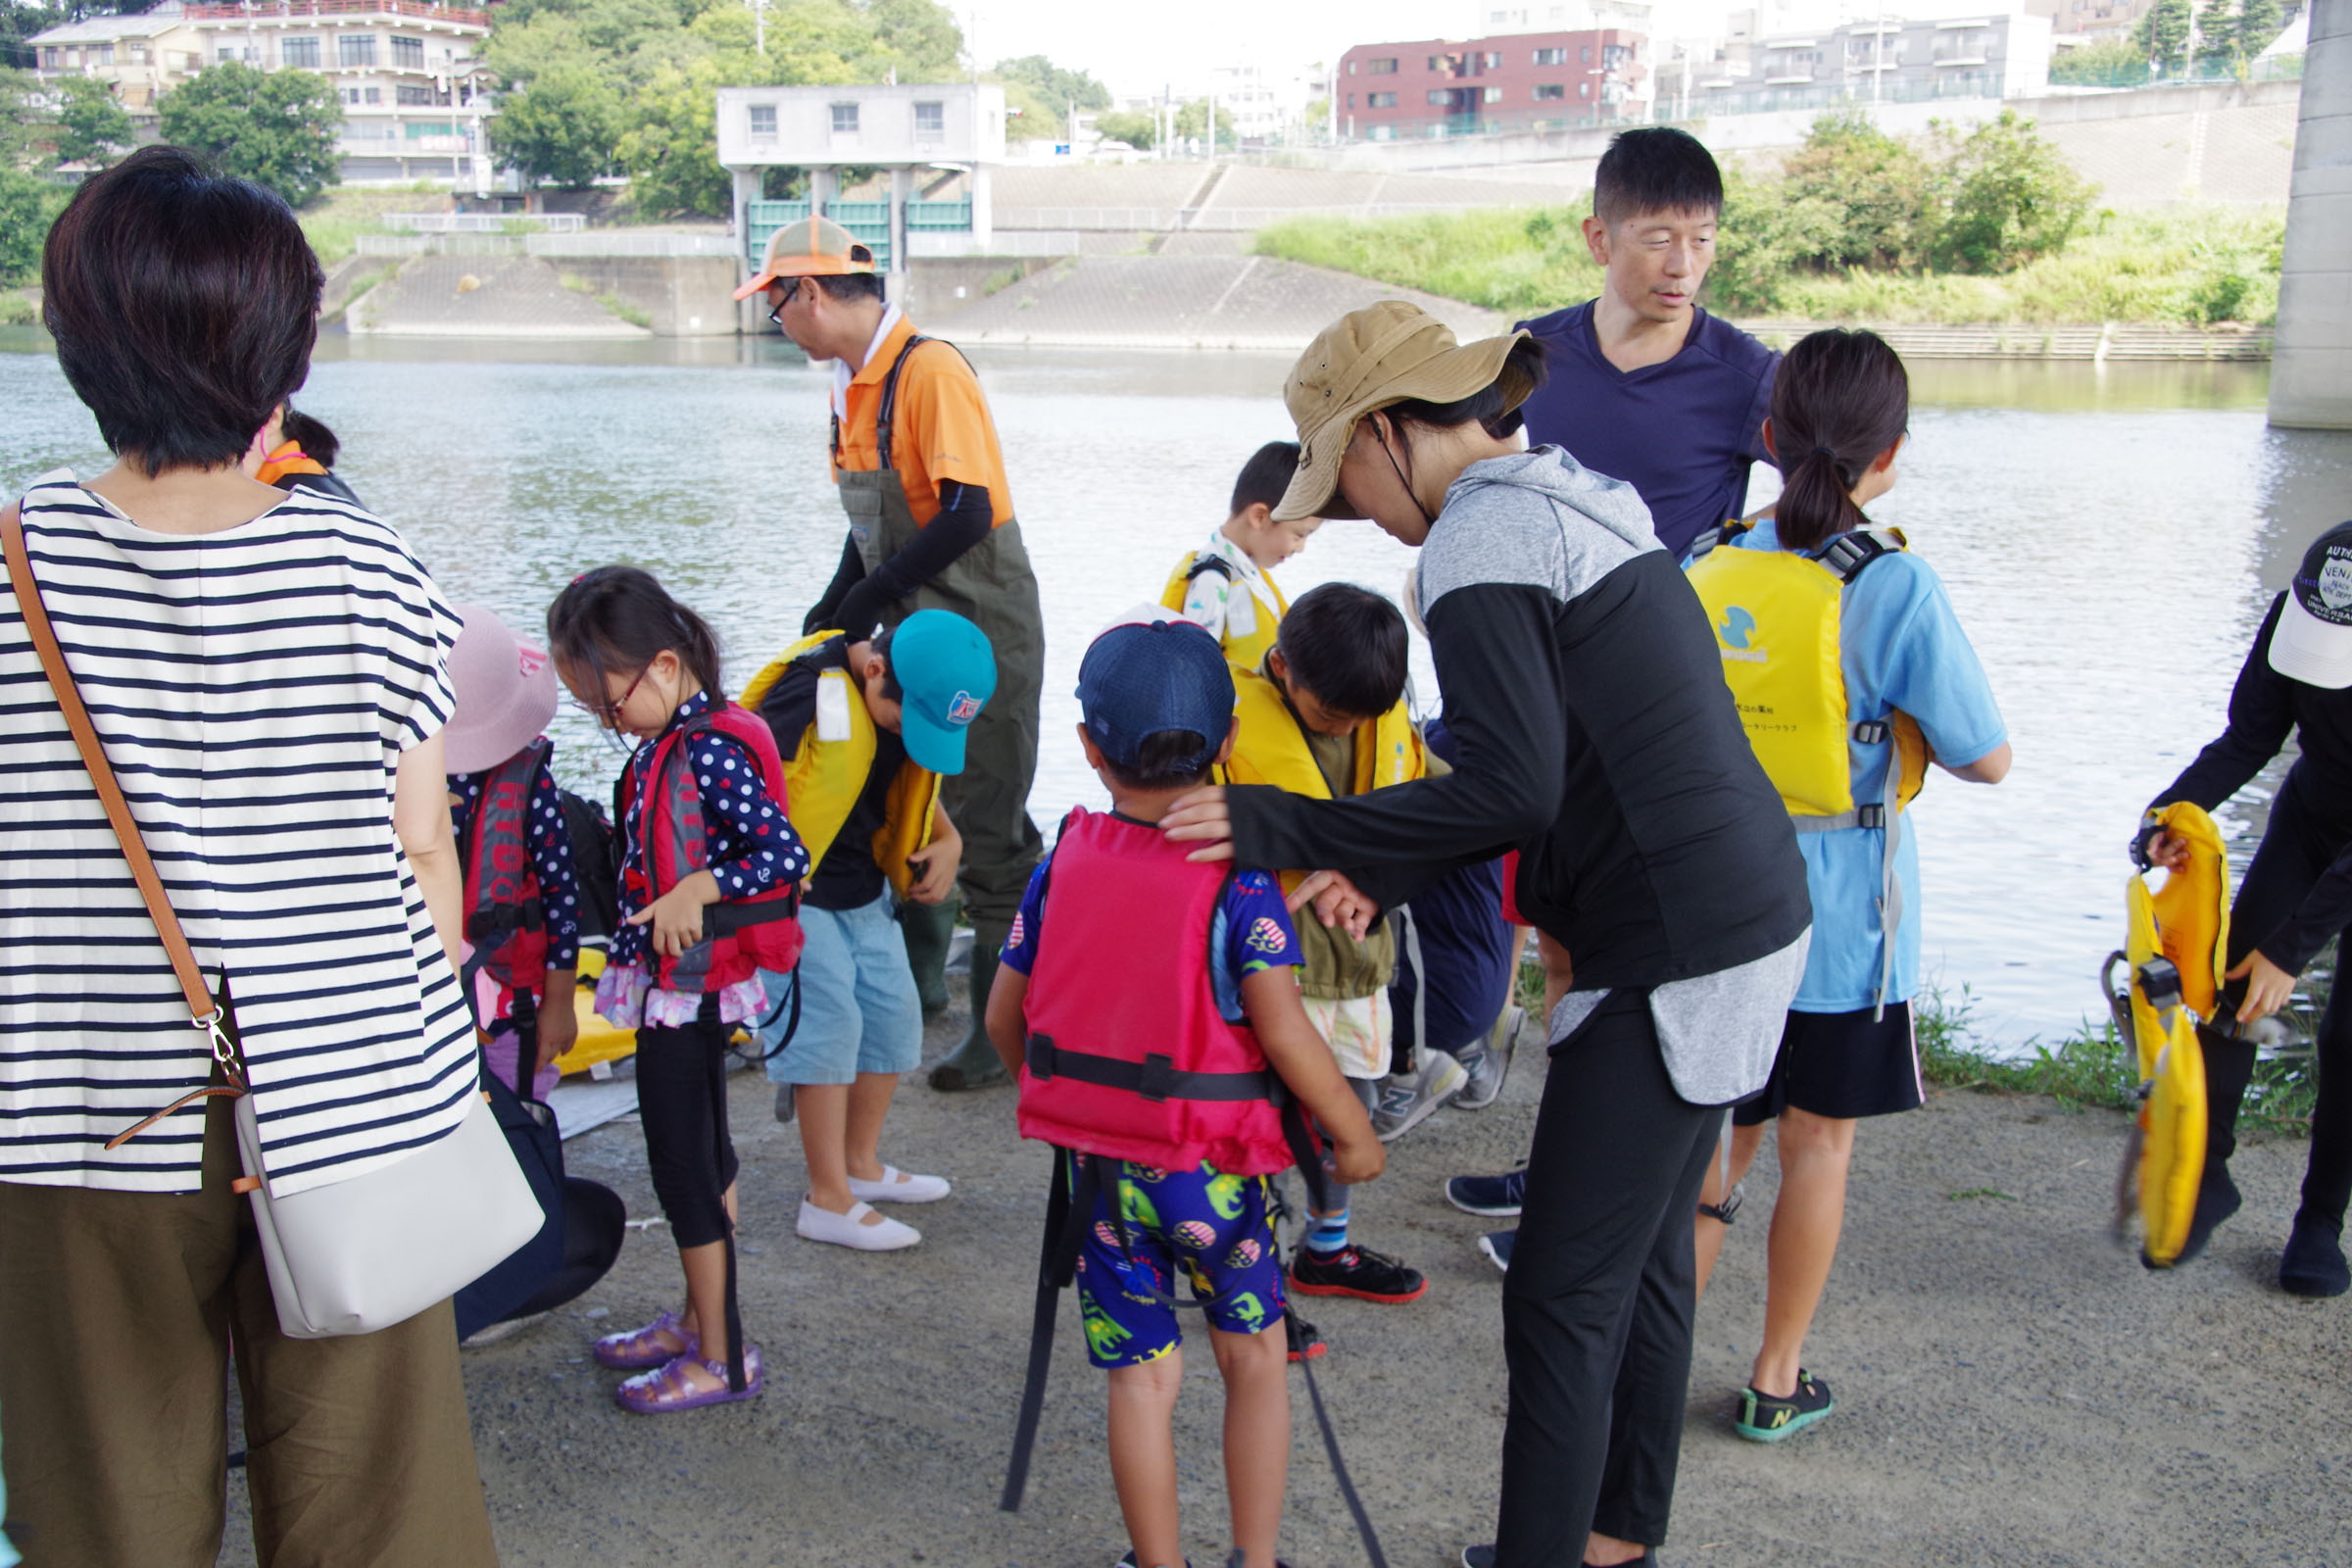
[213,1004,2352,1567]
[2274,0,2352,426]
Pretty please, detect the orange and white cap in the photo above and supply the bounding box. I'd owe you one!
[732,215,876,300]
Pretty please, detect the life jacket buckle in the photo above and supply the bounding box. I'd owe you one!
[1024,1033,1058,1082]
[1856,804,1886,830]
[1852,719,1890,746]
[1137,1053,1177,1104]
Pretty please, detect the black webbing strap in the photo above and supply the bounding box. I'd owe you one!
[1001,1149,1101,1512]
[706,885,801,938]
[507,987,539,1101]
[1294,1332,1390,1568]
[1024,1033,1277,1102]
[1184,553,1237,584]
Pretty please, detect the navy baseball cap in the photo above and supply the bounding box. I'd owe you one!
[2273,521,2352,689]
[1077,615,1236,773]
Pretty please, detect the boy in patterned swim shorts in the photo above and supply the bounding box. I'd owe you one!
[987,614,1384,1568]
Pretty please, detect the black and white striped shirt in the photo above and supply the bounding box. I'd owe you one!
[1,472,476,1197]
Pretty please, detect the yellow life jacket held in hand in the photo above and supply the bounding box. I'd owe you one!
[1688,526,1931,1015]
[739,631,942,900]
[1159,550,1289,670]
[1220,665,1424,999]
[2110,802,2230,1268]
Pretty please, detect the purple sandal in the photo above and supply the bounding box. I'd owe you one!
[592,1310,696,1371]
[613,1343,765,1413]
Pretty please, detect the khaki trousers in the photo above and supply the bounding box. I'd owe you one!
[0,1093,497,1568]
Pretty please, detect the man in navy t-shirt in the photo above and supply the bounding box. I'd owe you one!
[1515,127,1778,559]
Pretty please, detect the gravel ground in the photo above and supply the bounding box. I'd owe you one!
[220,1005,2352,1568]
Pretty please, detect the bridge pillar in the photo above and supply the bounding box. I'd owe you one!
[2274,0,2352,426]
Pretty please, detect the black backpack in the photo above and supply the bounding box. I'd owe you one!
[560,788,621,942]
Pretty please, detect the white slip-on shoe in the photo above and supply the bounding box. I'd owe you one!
[847,1165,953,1203]
[798,1197,920,1251]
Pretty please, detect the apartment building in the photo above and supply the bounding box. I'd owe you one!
[2024,0,2154,41]
[28,3,203,113]
[182,0,494,184]
[1337,28,1649,139]
[1731,7,2052,111]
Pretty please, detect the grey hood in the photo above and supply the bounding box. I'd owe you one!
[1417,445,1665,619]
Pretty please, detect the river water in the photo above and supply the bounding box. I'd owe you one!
[6,329,2347,1051]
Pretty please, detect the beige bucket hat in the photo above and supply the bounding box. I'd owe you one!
[1274,300,1534,522]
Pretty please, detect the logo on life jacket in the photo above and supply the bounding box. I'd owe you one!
[947,690,983,725]
[1717,605,1766,662]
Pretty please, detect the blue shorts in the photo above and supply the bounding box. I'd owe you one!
[758,891,924,1087]
[1074,1158,1287,1369]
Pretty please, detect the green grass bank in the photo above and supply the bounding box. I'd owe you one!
[1254,204,2284,329]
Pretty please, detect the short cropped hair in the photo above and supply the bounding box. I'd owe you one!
[1100,728,1217,793]
[280,408,339,467]
[43,146,322,476]
[812,270,887,306]
[1276,583,1408,720]
[1230,441,1301,516]
[1593,126,1724,226]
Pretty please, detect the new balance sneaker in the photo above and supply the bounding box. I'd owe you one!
[1371,1051,1469,1143]
[1734,1369,1836,1443]
[1285,1309,1328,1362]
[1289,1244,1428,1304]
[1477,1229,1513,1273]
[1446,1164,1527,1218]
[1453,1004,1525,1111]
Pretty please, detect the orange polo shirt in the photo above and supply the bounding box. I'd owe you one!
[830,314,1016,528]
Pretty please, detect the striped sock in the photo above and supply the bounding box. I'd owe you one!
[1307,1206,1350,1257]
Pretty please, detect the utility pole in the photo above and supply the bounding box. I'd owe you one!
[754,0,764,55]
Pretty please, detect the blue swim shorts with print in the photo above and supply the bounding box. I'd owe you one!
[1074,1158,1287,1370]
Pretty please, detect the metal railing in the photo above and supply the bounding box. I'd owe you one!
[185,0,490,25]
[991,202,1541,233]
[384,212,585,232]
[355,231,738,258]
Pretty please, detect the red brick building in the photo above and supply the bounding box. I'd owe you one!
[1337,30,1648,140]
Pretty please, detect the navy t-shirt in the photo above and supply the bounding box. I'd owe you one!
[1514,301,1778,558]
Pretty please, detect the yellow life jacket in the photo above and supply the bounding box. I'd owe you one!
[1158,550,1289,671]
[1688,525,1934,1015]
[2109,802,2230,1268]
[739,631,942,900]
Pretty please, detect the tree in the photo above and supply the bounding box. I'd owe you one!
[488,65,622,186]
[1173,98,1234,144]
[1931,110,2097,273]
[0,168,69,283]
[50,74,132,168]
[1781,112,1934,270]
[2050,37,2150,86]
[992,53,1109,112]
[157,63,342,206]
[2134,0,2193,74]
[866,0,962,78]
[1095,109,1155,150]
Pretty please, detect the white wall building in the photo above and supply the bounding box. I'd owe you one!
[28,2,202,115]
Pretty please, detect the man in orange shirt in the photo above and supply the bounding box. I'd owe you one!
[739,218,1044,1092]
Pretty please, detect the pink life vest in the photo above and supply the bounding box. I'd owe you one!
[460,739,550,996]
[620,701,804,993]
[1015,809,1294,1177]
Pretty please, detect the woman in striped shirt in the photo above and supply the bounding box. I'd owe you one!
[0,149,497,1566]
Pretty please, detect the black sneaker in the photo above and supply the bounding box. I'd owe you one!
[1113,1551,1190,1568]
[1285,1310,1327,1362]
[1446,1164,1528,1217]
[1477,1229,1513,1273]
[1289,1244,1428,1304]
[1734,1369,1836,1443]
[2167,1169,2241,1266]
[2280,1210,2351,1298]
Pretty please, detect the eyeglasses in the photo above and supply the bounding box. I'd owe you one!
[766,281,803,325]
[578,663,651,728]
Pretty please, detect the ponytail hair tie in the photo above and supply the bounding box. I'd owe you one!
[1809,445,1838,460]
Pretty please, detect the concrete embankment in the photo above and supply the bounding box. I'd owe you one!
[345,256,653,339]
[216,1001,2350,1567]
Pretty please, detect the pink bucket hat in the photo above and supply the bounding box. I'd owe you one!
[443,604,559,773]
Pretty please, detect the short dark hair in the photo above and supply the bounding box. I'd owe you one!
[1384,338,1549,456]
[547,564,725,703]
[280,407,339,467]
[811,270,887,306]
[43,145,322,477]
[1101,728,1216,793]
[1768,328,1910,553]
[866,624,904,704]
[1593,126,1724,226]
[1276,583,1408,720]
[1229,441,1301,516]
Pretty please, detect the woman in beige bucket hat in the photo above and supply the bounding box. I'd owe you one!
[1166,301,1814,1568]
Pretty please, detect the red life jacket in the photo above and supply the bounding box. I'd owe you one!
[460,739,551,995]
[1015,809,1294,1177]
[620,701,804,993]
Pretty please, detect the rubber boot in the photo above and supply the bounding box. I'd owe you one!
[899,894,958,1022]
[2280,1208,2351,1298]
[928,942,1007,1092]
[2176,1028,2257,1265]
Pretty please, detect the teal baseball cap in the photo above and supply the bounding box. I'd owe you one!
[889,610,995,774]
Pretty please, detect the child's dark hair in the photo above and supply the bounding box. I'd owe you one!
[1101,729,1216,793]
[1383,338,1549,460]
[1276,583,1408,719]
[866,624,904,703]
[1593,126,1724,226]
[1768,328,1909,553]
[547,565,724,707]
[280,407,339,467]
[1230,441,1301,516]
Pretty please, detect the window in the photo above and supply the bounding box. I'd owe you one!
[1348,60,1357,74]
[830,101,858,133]
[1580,80,1591,97]
[914,100,944,136]
[395,83,433,104]
[1581,44,1592,62]
[748,103,776,136]
[1428,54,1441,70]
[281,35,318,67]
[1484,85,1504,102]
[1427,88,1453,104]
[365,86,380,104]
[127,44,148,64]
[390,34,423,69]
[1485,51,1502,67]
[339,33,376,68]
[1367,57,1396,74]
[1533,47,1566,65]
[1367,91,1397,107]
[404,121,453,138]
[1369,123,1395,139]
[1533,82,1565,99]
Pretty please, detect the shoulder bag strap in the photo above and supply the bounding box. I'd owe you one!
[1,504,244,1136]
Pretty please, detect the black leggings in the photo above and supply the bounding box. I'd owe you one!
[635,999,741,1249]
[1495,990,1719,1562]
[2210,785,2352,1228]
